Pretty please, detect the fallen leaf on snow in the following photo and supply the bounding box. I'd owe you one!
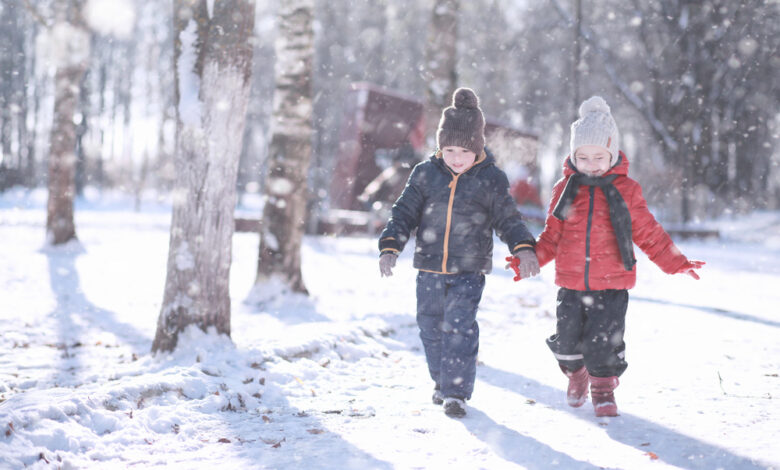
[261,437,286,448]
[645,451,659,460]
[218,438,231,443]
[307,428,325,434]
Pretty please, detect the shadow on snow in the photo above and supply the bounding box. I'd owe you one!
[632,296,780,329]
[478,364,772,470]
[459,407,618,470]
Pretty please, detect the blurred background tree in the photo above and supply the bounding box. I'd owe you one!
[1,0,778,226]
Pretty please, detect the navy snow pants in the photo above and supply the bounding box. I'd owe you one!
[546,287,629,378]
[416,271,485,400]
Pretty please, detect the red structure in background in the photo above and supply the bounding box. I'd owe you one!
[321,82,541,234]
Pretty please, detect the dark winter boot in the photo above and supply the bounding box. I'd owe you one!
[443,397,466,418]
[432,384,444,405]
[562,366,589,407]
[590,376,619,417]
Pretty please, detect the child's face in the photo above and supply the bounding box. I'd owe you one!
[442,146,477,174]
[574,145,611,176]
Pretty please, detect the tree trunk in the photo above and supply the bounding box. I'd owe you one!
[152,0,256,353]
[422,0,459,142]
[46,58,87,244]
[256,0,315,295]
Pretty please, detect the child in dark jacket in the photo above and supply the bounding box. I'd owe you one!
[378,88,540,418]
[534,96,704,417]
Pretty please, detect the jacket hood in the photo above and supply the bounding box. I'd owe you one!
[563,150,629,178]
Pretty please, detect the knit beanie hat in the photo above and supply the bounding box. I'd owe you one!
[570,96,620,166]
[436,88,485,155]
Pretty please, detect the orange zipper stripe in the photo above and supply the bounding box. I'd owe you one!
[442,173,460,273]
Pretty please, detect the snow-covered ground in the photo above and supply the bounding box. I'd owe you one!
[1,187,778,469]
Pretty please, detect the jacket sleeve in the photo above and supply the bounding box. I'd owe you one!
[535,179,566,267]
[628,182,688,274]
[489,170,536,254]
[378,164,425,255]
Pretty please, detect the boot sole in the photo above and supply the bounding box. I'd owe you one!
[594,403,618,417]
[567,397,587,407]
[444,406,466,418]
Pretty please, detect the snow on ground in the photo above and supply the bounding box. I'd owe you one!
[0,187,778,469]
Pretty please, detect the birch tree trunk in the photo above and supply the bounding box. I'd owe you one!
[45,2,89,245]
[256,0,314,295]
[422,0,459,141]
[152,0,256,353]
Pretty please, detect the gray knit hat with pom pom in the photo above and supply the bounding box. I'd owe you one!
[436,87,486,155]
[570,96,620,166]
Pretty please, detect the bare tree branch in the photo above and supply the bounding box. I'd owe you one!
[20,0,52,28]
[547,0,679,152]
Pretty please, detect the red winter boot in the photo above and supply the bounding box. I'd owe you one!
[590,376,619,417]
[561,366,589,407]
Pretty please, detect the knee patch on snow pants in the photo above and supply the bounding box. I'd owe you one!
[546,288,629,378]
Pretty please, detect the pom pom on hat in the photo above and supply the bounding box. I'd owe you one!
[570,95,620,167]
[578,96,611,117]
[453,88,480,109]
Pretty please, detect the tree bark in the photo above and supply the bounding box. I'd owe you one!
[45,1,89,244]
[152,0,256,353]
[256,0,315,295]
[422,0,459,142]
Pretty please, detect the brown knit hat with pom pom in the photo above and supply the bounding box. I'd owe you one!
[436,87,485,155]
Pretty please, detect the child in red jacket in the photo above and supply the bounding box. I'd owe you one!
[533,96,704,417]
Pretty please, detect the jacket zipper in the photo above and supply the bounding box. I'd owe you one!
[584,186,595,290]
[441,173,460,273]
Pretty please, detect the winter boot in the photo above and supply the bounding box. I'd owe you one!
[590,376,619,417]
[432,384,444,405]
[443,397,467,418]
[562,366,589,407]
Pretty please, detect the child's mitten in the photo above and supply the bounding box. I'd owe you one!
[505,250,540,281]
[379,253,397,277]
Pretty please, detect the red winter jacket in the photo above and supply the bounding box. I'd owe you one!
[535,152,688,291]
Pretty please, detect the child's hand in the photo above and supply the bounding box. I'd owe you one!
[676,259,705,279]
[505,251,540,281]
[379,253,397,277]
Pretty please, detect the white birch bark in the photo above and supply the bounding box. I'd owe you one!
[153,0,255,353]
[256,0,314,295]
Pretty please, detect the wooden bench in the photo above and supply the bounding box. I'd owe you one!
[664,225,720,240]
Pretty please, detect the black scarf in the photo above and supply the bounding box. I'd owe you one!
[552,166,636,271]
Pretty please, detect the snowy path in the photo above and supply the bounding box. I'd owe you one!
[0,197,778,469]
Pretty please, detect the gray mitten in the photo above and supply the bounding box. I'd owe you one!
[379,253,397,277]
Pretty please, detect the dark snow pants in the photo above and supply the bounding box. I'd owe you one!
[546,287,628,378]
[416,271,485,400]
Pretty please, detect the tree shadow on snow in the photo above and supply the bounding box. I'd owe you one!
[459,407,617,470]
[632,296,780,329]
[478,364,772,470]
[45,246,150,369]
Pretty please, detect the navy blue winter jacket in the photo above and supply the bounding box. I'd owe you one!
[379,150,535,274]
